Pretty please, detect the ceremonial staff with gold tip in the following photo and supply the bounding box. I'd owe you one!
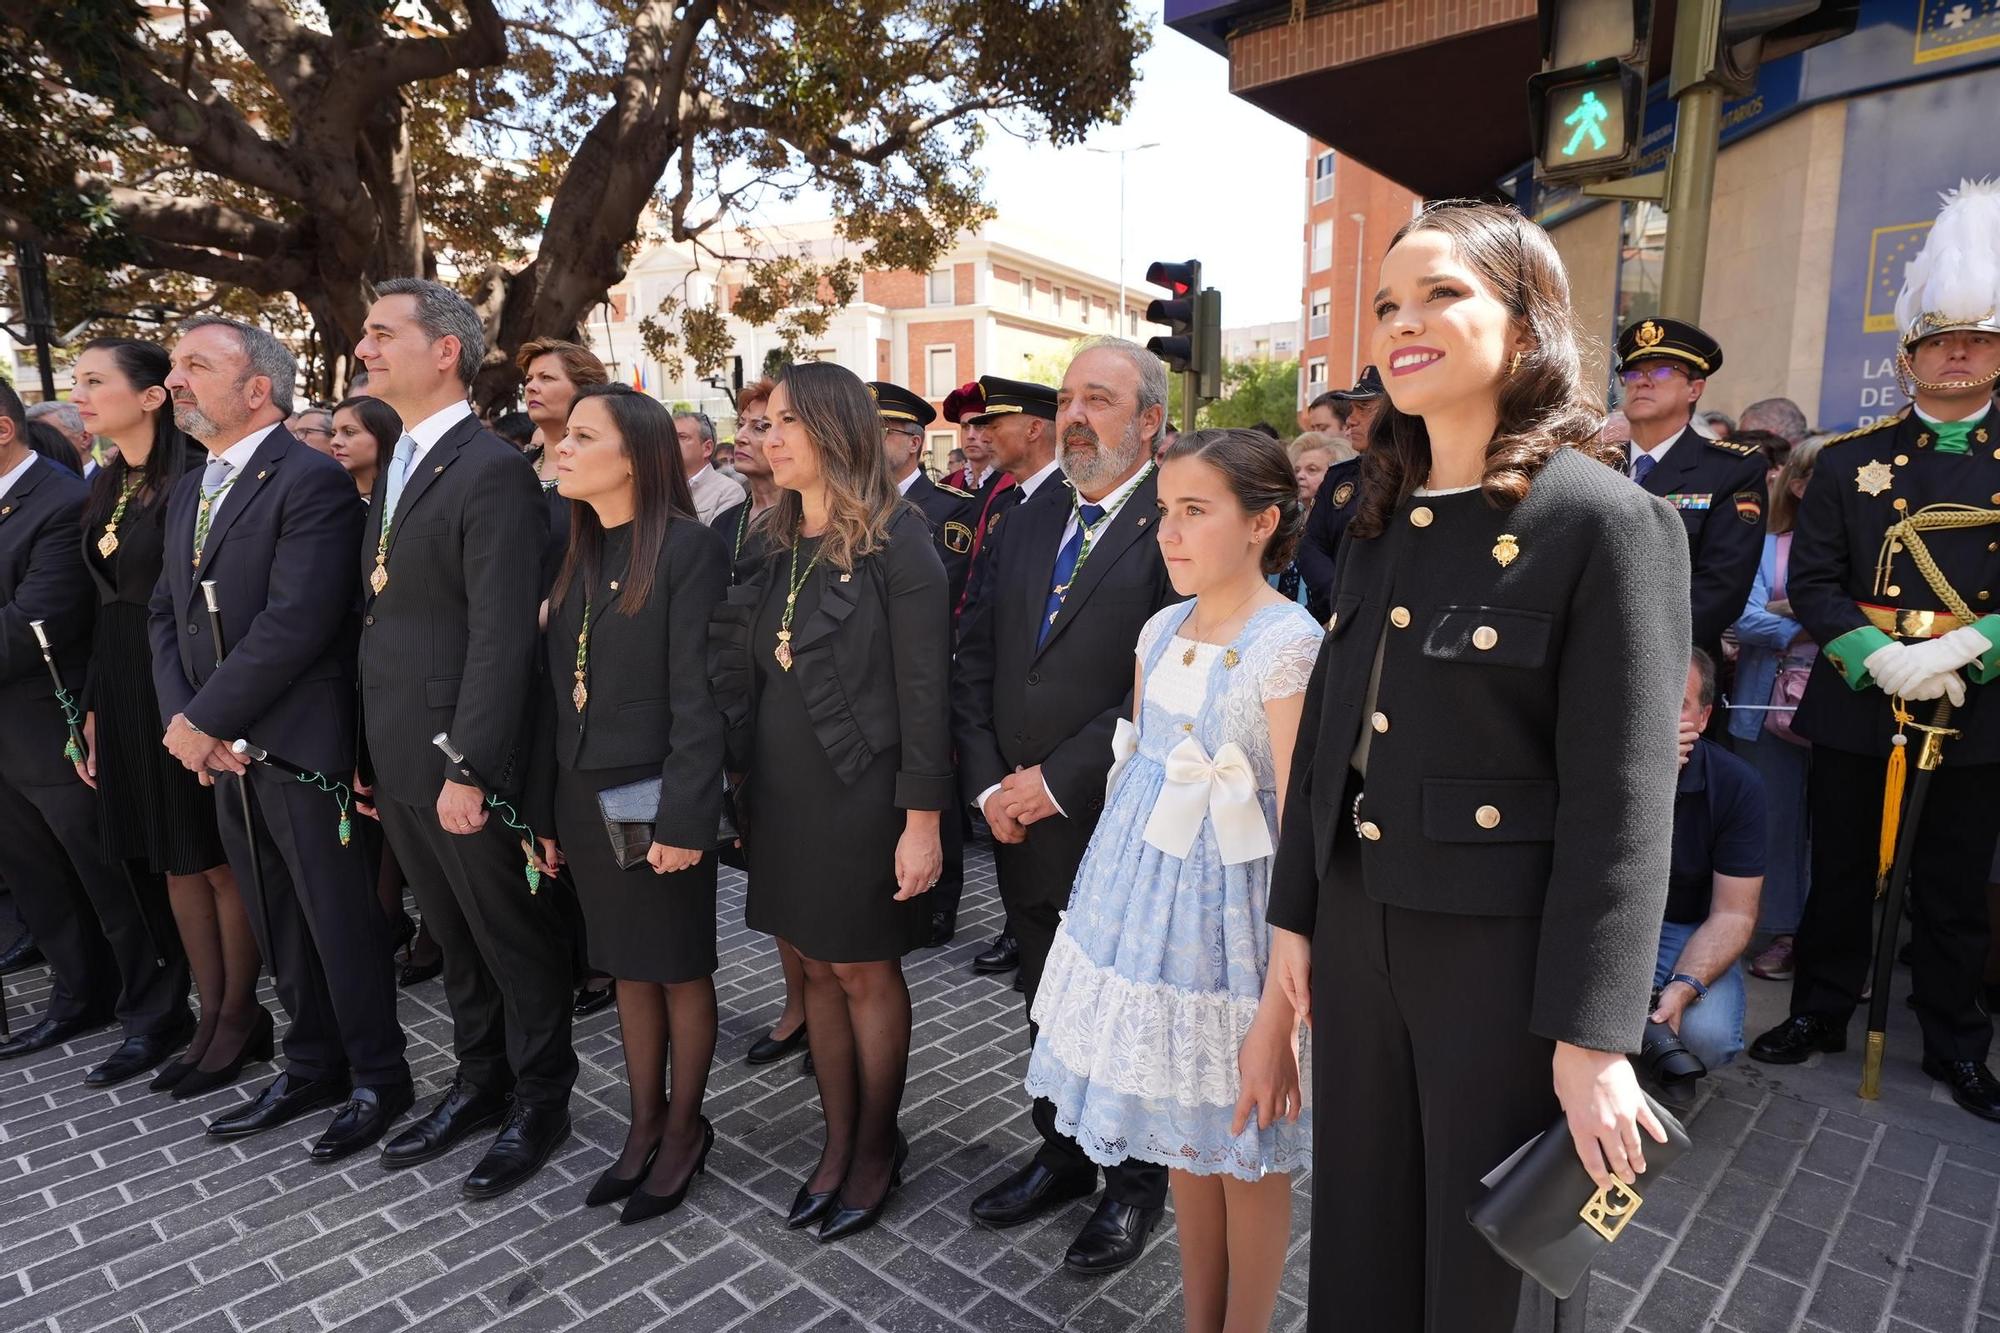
[1748,179,2000,1125]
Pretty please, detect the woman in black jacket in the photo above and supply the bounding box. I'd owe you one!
[71,337,256,1094]
[712,360,952,1243]
[1260,201,1689,1331]
[534,384,730,1224]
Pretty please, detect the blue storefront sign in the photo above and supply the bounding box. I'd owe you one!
[1816,64,2000,430]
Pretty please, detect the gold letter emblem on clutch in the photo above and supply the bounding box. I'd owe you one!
[1580,1181,1642,1241]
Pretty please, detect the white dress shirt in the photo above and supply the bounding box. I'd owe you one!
[0,449,38,502]
[896,468,920,496]
[1013,457,1063,504]
[403,398,475,472]
[204,422,282,528]
[1628,431,1683,473]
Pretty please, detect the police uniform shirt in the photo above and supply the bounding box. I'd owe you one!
[1666,738,1766,925]
[1629,423,1768,650]
[899,468,978,610]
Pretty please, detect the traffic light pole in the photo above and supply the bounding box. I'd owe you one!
[1657,0,1726,322]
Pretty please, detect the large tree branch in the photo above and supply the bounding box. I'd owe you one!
[203,0,320,105]
[332,0,506,108]
[83,179,292,257]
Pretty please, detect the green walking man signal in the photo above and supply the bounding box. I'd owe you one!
[1561,90,1611,155]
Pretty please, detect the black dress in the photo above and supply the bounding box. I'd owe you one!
[83,461,226,875]
[743,535,933,963]
[544,520,730,984]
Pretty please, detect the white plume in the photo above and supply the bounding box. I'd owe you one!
[1895,178,2000,340]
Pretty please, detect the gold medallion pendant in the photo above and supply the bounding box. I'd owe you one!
[775,630,795,672]
[571,676,588,712]
[370,561,389,595]
[97,529,120,559]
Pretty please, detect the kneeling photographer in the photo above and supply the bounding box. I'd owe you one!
[1644,649,1766,1101]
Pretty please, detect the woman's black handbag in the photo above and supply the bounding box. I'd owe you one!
[595,776,741,871]
[1466,1091,1691,1299]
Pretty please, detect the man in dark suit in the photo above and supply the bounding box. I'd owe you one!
[1617,318,1767,658]
[1296,367,1381,623]
[151,316,407,1152]
[953,340,1175,1275]
[354,278,573,1198]
[873,381,979,948]
[0,381,190,1074]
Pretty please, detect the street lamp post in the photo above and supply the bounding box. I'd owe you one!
[1086,142,1160,330]
[1348,212,1367,386]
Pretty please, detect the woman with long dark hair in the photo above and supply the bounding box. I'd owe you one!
[71,337,264,1093]
[330,394,400,500]
[713,360,952,1242]
[1264,201,1688,1330]
[529,384,730,1223]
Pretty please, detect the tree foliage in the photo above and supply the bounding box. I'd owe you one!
[1197,357,1298,435]
[0,0,1145,403]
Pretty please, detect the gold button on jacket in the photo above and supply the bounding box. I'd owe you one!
[1475,805,1502,829]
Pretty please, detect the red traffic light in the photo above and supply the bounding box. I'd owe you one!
[1145,259,1201,297]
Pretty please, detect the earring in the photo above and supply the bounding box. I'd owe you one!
[1509,350,1525,376]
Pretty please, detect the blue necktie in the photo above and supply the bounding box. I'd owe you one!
[383,434,417,520]
[1631,453,1657,488]
[1040,503,1106,647]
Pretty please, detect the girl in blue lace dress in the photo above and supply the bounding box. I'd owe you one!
[1026,428,1320,1333]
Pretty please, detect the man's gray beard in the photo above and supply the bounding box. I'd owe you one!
[1060,420,1146,492]
[173,403,224,441]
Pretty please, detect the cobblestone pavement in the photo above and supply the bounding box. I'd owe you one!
[2,844,1996,1332]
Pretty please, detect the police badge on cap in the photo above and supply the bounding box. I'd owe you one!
[1615,318,1724,378]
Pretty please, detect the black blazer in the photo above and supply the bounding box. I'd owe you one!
[1266,448,1690,1053]
[1790,407,2000,765]
[1633,424,1767,651]
[712,505,955,811]
[0,457,93,784]
[901,471,978,615]
[952,468,1175,820]
[1295,456,1361,624]
[531,516,731,847]
[356,413,548,801]
[147,428,364,774]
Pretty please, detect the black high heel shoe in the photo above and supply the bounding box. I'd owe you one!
[584,1143,659,1208]
[816,1132,909,1243]
[150,1056,198,1093]
[390,913,418,956]
[619,1118,714,1225]
[171,1009,276,1101]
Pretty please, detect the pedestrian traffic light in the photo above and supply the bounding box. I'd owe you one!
[1528,0,1651,186]
[1711,0,1858,91]
[1144,260,1202,375]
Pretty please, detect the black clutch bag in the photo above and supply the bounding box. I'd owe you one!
[1466,1092,1691,1299]
[595,777,741,871]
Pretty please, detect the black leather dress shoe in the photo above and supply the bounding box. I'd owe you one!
[380,1079,510,1168]
[573,980,615,1017]
[929,911,957,948]
[1748,1014,1847,1065]
[396,955,444,988]
[1923,1058,2000,1123]
[969,1161,1097,1229]
[0,1012,113,1061]
[972,934,1020,975]
[1064,1198,1164,1275]
[206,1071,347,1138]
[463,1102,571,1199]
[86,1026,193,1087]
[311,1082,416,1162]
[746,1024,808,1066]
[0,933,44,972]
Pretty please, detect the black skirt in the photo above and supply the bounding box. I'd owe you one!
[88,602,226,875]
[742,562,927,963]
[554,760,718,984]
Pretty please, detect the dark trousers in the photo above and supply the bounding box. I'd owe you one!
[1792,745,1996,1063]
[0,767,187,1037]
[218,767,406,1085]
[995,833,1168,1212]
[379,797,577,1107]
[1306,819,1562,1333]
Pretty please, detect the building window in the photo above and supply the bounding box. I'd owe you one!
[1309,289,1332,341]
[925,345,956,397]
[1306,357,1328,390]
[1021,276,1035,309]
[1311,220,1333,273]
[928,268,953,305]
[1127,308,1138,336]
[1313,151,1336,204]
[928,432,955,468]
[1053,288,1066,320]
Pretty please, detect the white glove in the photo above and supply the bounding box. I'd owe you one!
[1898,669,1967,707]
[1865,641,1922,696]
[1909,625,1993,674]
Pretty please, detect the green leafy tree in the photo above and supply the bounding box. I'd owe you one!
[0,0,1146,404]
[1197,358,1298,435]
